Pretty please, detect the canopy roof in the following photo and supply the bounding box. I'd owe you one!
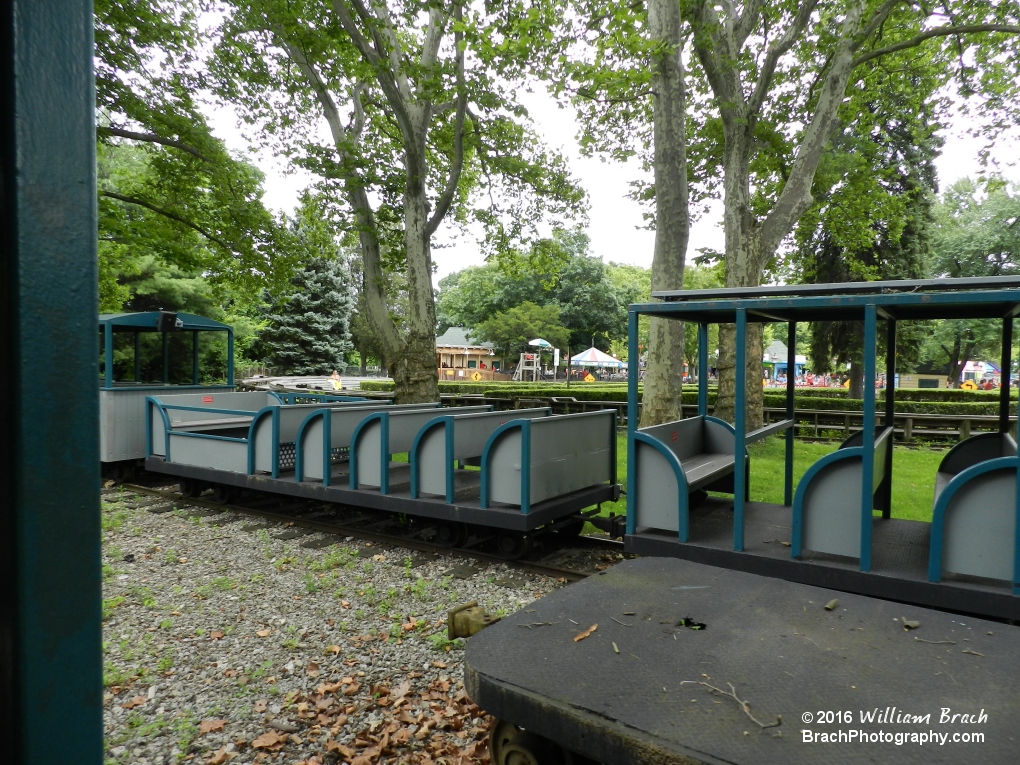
[99,311,231,332]
[642,275,1020,323]
[570,347,624,368]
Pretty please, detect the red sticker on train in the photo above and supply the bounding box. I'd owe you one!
[202,396,213,403]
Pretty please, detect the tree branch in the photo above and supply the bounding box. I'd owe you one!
[101,191,233,252]
[852,24,1020,68]
[734,0,765,46]
[97,126,215,163]
[748,0,819,115]
[426,5,466,238]
[760,2,872,258]
[331,0,415,148]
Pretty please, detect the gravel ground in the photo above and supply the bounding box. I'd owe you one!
[100,487,584,765]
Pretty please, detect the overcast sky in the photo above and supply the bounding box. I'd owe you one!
[211,89,1020,283]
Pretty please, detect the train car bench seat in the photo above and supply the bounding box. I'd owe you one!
[791,426,893,566]
[928,432,1020,592]
[630,415,743,542]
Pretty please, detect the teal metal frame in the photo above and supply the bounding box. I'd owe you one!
[627,277,1020,585]
[99,311,235,389]
[2,0,103,761]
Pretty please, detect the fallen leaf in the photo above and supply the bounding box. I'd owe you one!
[394,728,412,744]
[306,661,320,677]
[211,630,225,640]
[256,629,271,638]
[200,719,226,734]
[431,660,447,669]
[324,644,341,655]
[392,679,412,700]
[205,746,234,764]
[317,681,343,694]
[342,683,361,696]
[372,554,386,562]
[120,696,146,709]
[251,731,286,750]
[574,624,598,642]
[253,699,269,713]
[340,600,351,609]
[325,740,356,758]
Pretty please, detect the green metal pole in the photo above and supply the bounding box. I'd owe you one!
[626,311,639,535]
[104,323,114,388]
[1000,316,1013,435]
[733,309,747,551]
[882,318,896,519]
[162,331,170,385]
[1,1,103,761]
[133,331,141,381]
[785,321,796,507]
[192,330,200,385]
[860,305,878,571]
[698,323,708,417]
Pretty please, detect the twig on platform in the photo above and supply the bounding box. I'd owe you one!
[680,681,782,729]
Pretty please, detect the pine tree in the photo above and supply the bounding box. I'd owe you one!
[259,255,355,375]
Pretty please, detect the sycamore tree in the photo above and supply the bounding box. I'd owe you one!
[560,0,1020,427]
[208,0,583,402]
[95,0,294,300]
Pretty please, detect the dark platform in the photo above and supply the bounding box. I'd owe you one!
[465,557,1020,765]
[626,498,1020,621]
[144,456,616,532]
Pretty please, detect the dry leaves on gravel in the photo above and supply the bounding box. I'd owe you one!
[254,673,493,764]
[199,719,226,734]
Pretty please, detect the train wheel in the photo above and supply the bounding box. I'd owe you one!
[498,729,572,765]
[210,485,238,505]
[488,719,520,765]
[179,478,202,498]
[496,530,533,560]
[435,521,467,548]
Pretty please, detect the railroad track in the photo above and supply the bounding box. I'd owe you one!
[111,479,628,583]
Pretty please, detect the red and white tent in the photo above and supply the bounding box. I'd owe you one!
[569,347,625,368]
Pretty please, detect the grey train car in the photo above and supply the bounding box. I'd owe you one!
[99,311,237,476]
[102,311,620,555]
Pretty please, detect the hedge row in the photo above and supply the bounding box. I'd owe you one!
[356,379,1016,407]
[762,394,1015,417]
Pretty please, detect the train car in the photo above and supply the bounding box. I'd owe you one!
[99,311,364,478]
[99,310,237,477]
[142,391,620,557]
[464,276,1020,765]
[99,311,621,556]
[623,275,1020,621]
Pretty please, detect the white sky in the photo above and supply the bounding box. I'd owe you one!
[211,89,1020,283]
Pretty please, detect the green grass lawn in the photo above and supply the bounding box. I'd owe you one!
[595,434,949,524]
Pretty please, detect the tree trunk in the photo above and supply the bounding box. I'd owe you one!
[640,0,689,427]
[393,122,440,404]
[714,322,764,428]
[849,358,865,400]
